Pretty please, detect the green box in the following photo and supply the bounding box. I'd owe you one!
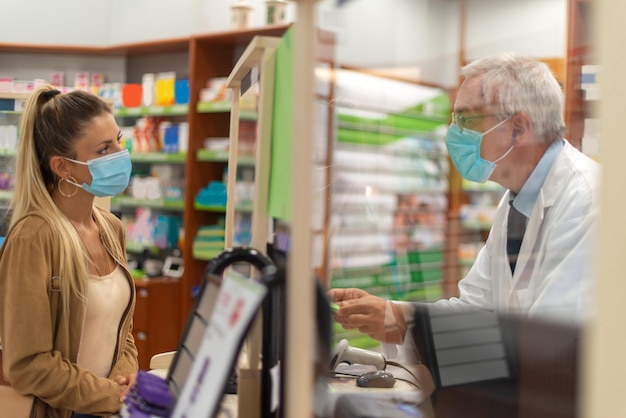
[330,275,377,289]
[413,267,442,283]
[401,283,442,302]
[407,248,443,265]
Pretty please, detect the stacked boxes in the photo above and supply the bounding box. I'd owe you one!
[328,69,450,349]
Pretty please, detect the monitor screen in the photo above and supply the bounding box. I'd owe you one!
[412,305,516,388]
[169,269,268,418]
[167,273,222,397]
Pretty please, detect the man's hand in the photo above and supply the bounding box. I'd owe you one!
[328,287,407,344]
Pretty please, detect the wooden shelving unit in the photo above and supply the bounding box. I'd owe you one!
[0,25,291,368]
[565,0,593,151]
[181,25,289,320]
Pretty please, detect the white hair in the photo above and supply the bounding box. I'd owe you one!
[461,53,566,144]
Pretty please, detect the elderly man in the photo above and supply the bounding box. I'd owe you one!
[330,53,601,344]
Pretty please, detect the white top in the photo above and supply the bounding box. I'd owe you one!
[435,140,601,323]
[77,264,130,377]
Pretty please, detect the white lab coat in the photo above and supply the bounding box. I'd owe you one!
[435,140,601,324]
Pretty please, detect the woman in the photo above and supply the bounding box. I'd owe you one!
[0,85,138,418]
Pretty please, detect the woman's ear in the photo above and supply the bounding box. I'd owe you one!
[511,113,531,144]
[49,156,71,179]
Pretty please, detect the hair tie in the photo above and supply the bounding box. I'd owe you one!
[42,89,61,102]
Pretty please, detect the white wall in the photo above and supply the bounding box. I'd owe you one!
[108,0,297,44]
[464,0,567,61]
[198,0,297,36]
[108,0,201,44]
[0,0,565,88]
[0,0,111,45]
[0,52,126,85]
[318,0,566,88]
[0,0,297,45]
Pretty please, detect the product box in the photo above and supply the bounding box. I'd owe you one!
[155,72,176,106]
[11,80,32,92]
[142,73,155,107]
[174,78,190,105]
[122,84,142,108]
[50,72,64,88]
[12,99,26,112]
[0,100,13,111]
[74,72,90,91]
[91,73,105,95]
[199,77,231,103]
[0,78,12,92]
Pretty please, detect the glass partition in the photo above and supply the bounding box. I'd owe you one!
[317,1,598,417]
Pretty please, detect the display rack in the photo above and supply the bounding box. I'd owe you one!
[0,24,291,369]
[327,68,451,348]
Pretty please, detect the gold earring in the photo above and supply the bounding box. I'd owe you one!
[58,177,78,197]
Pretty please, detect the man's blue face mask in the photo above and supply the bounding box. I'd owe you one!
[64,149,132,197]
[445,117,513,183]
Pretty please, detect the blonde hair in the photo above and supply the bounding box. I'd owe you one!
[10,85,125,307]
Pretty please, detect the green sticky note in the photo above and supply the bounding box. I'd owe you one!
[267,26,294,221]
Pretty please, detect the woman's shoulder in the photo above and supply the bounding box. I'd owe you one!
[9,213,55,238]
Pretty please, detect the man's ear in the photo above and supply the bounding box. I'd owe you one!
[49,156,71,179]
[511,113,531,144]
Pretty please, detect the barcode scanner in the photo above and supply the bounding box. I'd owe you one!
[329,339,387,371]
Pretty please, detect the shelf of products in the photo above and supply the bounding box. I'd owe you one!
[452,0,595,283]
[326,68,451,348]
[0,110,18,225]
[114,104,188,117]
[179,26,290,319]
[196,149,255,166]
[111,87,188,276]
[0,25,292,367]
[196,101,257,120]
[129,152,187,164]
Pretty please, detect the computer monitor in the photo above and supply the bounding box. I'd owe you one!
[170,244,331,418]
[171,246,285,418]
[412,305,517,389]
[412,305,580,418]
[166,272,222,398]
[167,266,270,418]
[264,243,333,418]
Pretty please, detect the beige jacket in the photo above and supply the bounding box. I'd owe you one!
[0,208,138,418]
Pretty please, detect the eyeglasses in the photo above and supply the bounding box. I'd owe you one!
[452,112,498,133]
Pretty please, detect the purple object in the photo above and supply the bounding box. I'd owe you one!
[124,370,174,416]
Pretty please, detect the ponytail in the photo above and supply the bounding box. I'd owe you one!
[8,85,114,306]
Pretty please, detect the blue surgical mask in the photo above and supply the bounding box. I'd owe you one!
[64,149,132,197]
[445,118,513,183]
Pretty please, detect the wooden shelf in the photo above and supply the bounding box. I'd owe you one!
[196,101,257,120]
[564,0,594,150]
[196,150,255,166]
[0,92,30,100]
[129,152,187,164]
[0,36,189,56]
[114,104,188,117]
[0,91,114,107]
[0,148,16,157]
[0,190,13,201]
[0,25,292,348]
[110,196,184,210]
